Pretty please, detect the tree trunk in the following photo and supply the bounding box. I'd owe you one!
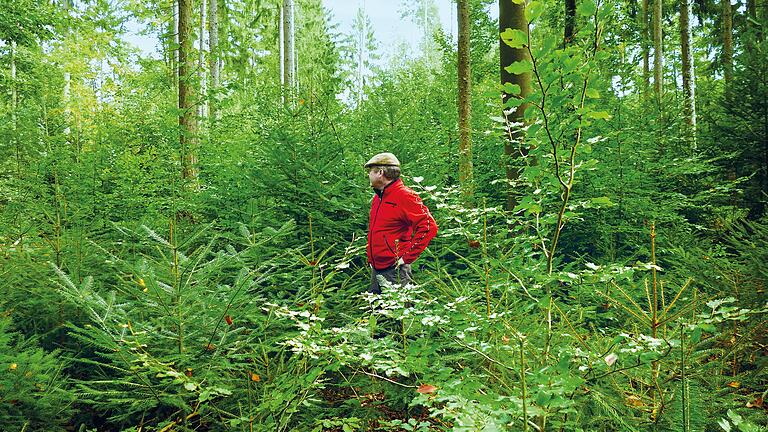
[198,0,207,120]
[279,6,285,90]
[653,0,663,102]
[208,0,219,118]
[680,0,696,146]
[63,0,72,141]
[282,0,296,101]
[11,40,19,175]
[178,0,198,181]
[500,0,532,212]
[173,0,179,89]
[458,0,474,198]
[723,0,733,87]
[564,0,576,46]
[357,7,365,105]
[642,0,650,99]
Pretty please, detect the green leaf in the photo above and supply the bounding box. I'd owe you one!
[524,105,538,120]
[718,418,732,432]
[184,382,197,391]
[585,88,600,98]
[577,0,597,16]
[505,60,533,75]
[504,97,524,108]
[503,83,522,95]
[526,1,545,22]
[691,326,702,343]
[590,196,614,207]
[587,111,612,120]
[500,28,528,49]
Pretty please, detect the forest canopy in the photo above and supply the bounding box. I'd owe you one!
[0,0,766,431]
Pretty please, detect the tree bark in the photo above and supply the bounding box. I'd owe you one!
[208,0,219,118]
[63,0,72,141]
[680,0,696,146]
[723,0,733,87]
[282,0,296,101]
[173,0,179,89]
[279,6,285,90]
[652,0,663,102]
[500,0,532,212]
[458,0,474,198]
[564,0,576,46]
[642,0,650,99]
[11,40,19,175]
[198,0,207,120]
[178,0,198,180]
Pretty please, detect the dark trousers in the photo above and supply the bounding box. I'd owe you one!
[369,264,412,294]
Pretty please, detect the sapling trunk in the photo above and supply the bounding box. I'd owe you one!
[519,336,528,432]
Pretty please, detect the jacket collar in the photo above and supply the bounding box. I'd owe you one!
[374,178,402,198]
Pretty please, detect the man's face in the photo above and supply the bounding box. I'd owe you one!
[367,166,384,189]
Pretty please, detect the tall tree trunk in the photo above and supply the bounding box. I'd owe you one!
[356,7,364,105]
[680,0,696,146]
[282,0,296,101]
[564,0,576,46]
[63,0,72,141]
[173,0,179,89]
[653,0,663,102]
[746,0,764,41]
[642,0,650,99]
[500,0,532,212]
[208,0,219,119]
[723,0,733,87]
[179,0,198,181]
[11,40,19,176]
[198,0,207,120]
[458,0,474,198]
[279,6,285,90]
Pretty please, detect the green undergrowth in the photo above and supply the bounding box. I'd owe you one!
[11,212,760,431]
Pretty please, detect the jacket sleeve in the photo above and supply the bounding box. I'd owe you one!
[398,190,438,264]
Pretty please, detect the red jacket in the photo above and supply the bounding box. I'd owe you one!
[367,179,438,270]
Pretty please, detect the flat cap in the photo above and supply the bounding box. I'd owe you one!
[364,152,400,168]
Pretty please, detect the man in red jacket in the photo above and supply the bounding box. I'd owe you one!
[365,152,438,293]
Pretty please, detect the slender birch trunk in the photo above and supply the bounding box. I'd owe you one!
[198,0,207,120]
[653,0,663,102]
[723,0,733,87]
[282,0,296,101]
[458,0,474,198]
[208,0,219,119]
[642,0,650,99]
[173,0,179,90]
[11,40,20,175]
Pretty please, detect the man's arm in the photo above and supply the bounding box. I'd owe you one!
[398,190,438,264]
